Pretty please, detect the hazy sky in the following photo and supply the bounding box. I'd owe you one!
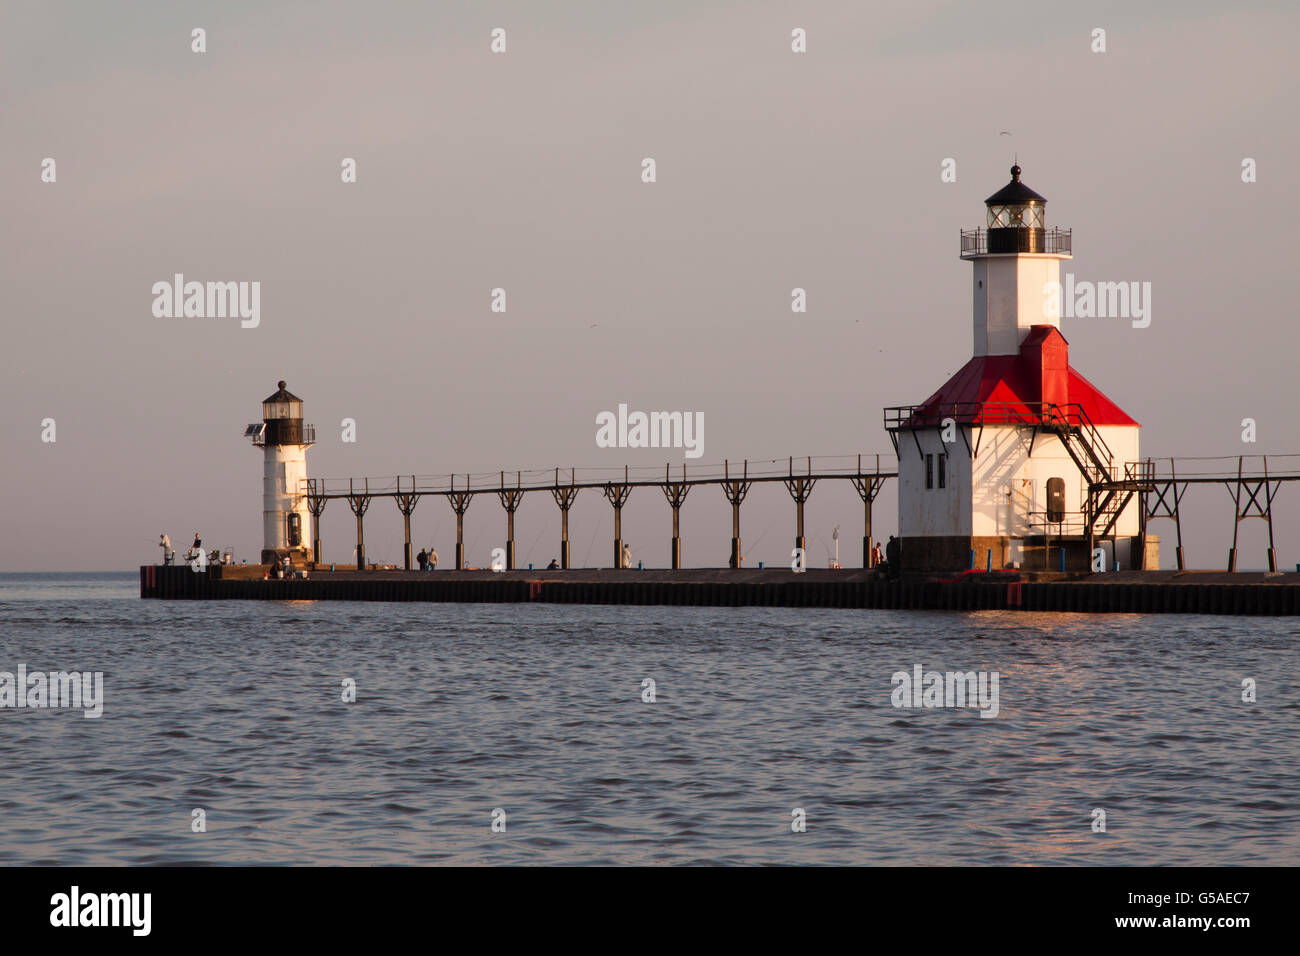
[3,0,1298,571]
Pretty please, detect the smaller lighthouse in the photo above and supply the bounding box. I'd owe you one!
[245,381,315,565]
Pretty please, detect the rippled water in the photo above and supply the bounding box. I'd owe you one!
[1,572,1296,865]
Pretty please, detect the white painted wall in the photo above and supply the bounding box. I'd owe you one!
[262,443,312,557]
[898,422,1141,543]
[897,428,971,536]
[971,253,1070,356]
[970,423,1140,537]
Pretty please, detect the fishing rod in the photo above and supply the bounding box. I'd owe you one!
[523,524,547,564]
[582,515,603,567]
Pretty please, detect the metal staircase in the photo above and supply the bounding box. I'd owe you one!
[1040,405,1151,544]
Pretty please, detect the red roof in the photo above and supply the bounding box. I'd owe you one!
[904,327,1138,427]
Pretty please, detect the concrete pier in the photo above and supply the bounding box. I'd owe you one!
[140,565,1300,615]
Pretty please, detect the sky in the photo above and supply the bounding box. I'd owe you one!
[2,0,1298,571]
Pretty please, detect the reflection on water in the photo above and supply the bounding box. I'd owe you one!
[0,573,1296,865]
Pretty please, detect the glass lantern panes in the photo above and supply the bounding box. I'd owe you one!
[988,202,1044,229]
[263,400,302,420]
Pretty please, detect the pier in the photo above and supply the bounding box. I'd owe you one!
[142,447,1300,615]
[140,565,1300,615]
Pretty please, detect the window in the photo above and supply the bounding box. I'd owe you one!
[987,202,1044,229]
[925,454,934,489]
[287,513,301,547]
[938,454,947,489]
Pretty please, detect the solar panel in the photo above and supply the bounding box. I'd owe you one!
[244,423,265,438]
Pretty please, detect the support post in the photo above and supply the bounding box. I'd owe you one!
[1265,457,1277,572]
[784,464,816,562]
[721,459,751,568]
[1229,456,1243,572]
[1136,476,1148,571]
[306,481,326,566]
[448,478,472,571]
[604,473,632,568]
[662,469,690,570]
[395,478,420,571]
[851,458,885,568]
[551,471,579,570]
[347,478,371,570]
[498,472,524,571]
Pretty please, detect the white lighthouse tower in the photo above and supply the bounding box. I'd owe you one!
[885,165,1148,573]
[245,381,315,565]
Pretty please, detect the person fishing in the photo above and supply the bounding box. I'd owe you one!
[885,535,901,579]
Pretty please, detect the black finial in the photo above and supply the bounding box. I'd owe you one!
[278,380,287,390]
[1010,164,1021,181]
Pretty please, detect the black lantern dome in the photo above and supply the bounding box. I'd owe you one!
[985,165,1047,252]
[260,381,309,445]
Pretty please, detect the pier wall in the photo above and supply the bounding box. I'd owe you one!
[139,565,1300,615]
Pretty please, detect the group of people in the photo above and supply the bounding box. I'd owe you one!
[157,532,247,568]
[161,530,902,574]
[159,532,214,566]
[874,535,901,579]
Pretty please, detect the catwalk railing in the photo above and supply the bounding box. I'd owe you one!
[294,449,1297,574]
[1142,454,1299,572]
[301,455,897,572]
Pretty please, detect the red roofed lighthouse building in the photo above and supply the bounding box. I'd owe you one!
[885,166,1150,573]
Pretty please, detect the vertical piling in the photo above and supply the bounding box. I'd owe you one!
[851,458,884,568]
[722,459,751,568]
[448,478,472,571]
[395,478,419,571]
[662,464,689,571]
[498,472,525,571]
[552,471,579,570]
[785,460,816,567]
[347,478,371,570]
[604,467,632,568]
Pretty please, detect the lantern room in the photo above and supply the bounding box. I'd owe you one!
[985,164,1048,252]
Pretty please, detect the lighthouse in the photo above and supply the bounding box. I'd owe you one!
[885,165,1147,572]
[245,381,315,565]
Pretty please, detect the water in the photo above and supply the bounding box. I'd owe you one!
[1,572,1296,865]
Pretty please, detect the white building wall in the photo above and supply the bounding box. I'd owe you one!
[897,428,971,537]
[972,254,1069,356]
[262,443,312,556]
[969,423,1141,538]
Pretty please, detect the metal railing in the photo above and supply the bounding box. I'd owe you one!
[1142,454,1300,482]
[252,423,316,446]
[960,226,1072,258]
[303,454,897,499]
[885,401,1100,434]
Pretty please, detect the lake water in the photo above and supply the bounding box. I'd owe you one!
[0,572,1296,865]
